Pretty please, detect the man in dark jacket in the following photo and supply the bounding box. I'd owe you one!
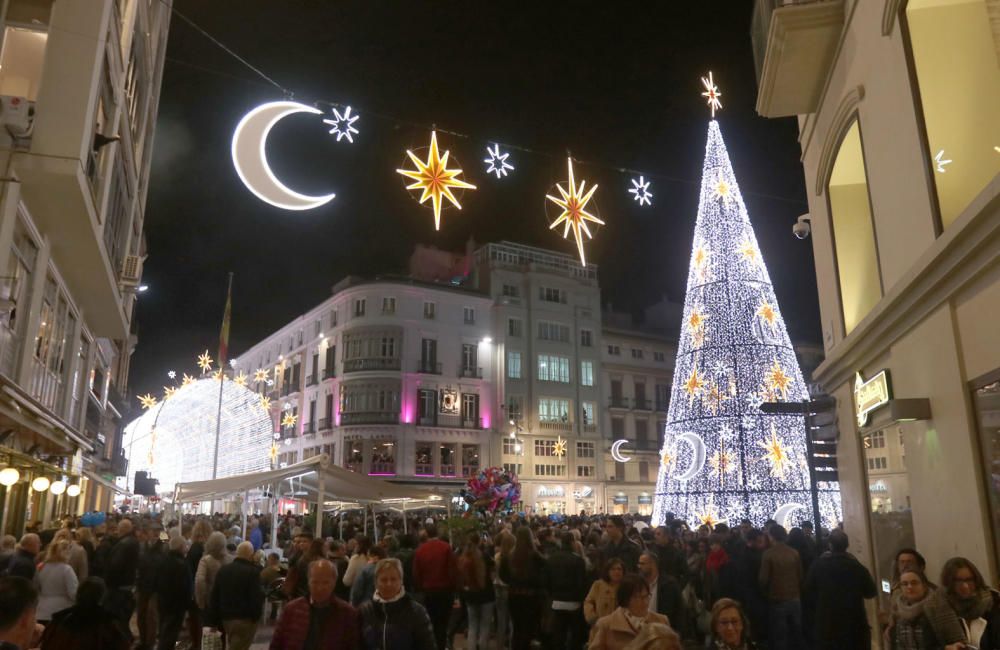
[270,559,361,650]
[154,535,192,650]
[210,542,264,650]
[652,526,689,588]
[135,528,166,650]
[803,530,877,650]
[3,534,39,580]
[359,558,435,650]
[105,519,141,639]
[0,576,41,650]
[602,516,640,572]
[544,532,589,650]
[638,551,684,629]
[759,525,804,650]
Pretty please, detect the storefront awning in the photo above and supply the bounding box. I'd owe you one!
[83,469,130,496]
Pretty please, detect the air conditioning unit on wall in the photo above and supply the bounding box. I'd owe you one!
[0,96,35,137]
[120,255,144,287]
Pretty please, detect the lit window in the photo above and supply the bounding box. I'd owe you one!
[423,302,436,319]
[507,351,522,379]
[354,299,366,317]
[580,361,594,387]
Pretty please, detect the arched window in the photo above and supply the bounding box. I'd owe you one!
[828,120,882,333]
[905,0,1000,228]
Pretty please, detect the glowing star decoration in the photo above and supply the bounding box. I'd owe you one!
[182,373,196,387]
[322,105,359,143]
[553,436,567,458]
[764,359,793,401]
[709,448,736,477]
[484,143,514,179]
[713,174,731,202]
[546,157,604,266]
[684,366,706,403]
[692,242,712,282]
[138,393,158,410]
[759,425,793,479]
[212,369,224,382]
[163,386,177,401]
[269,442,279,463]
[701,71,722,118]
[253,368,269,383]
[233,372,249,388]
[231,101,336,211]
[661,447,676,470]
[259,395,272,412]
[628,176,653,206]
[167,371,176,380]
[705,382,730,415]
[738,239,759,266]
[281,412,298,428]
[687,307,707,336]
[757,301,778,329]
[934,149,952,173]
[696,502,722,529]
[197,351,213,373]
[396,131,477,231]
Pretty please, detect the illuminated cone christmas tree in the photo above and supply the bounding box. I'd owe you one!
[651,117,841,530]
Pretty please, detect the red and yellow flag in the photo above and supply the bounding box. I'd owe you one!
[218,274,233,366]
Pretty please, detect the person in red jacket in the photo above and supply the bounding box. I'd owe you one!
[412,524,455,650]
[269,559,360,650]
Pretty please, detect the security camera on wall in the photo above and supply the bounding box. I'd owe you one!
[793,214,812,240]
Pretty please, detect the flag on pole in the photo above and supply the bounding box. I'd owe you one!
[218,273,233,366]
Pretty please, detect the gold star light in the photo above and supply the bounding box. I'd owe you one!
[684,366,706,403]
[738,239,759,265]
[705,382,730,415]
[269,441,279,463]
[692,243,712,282]
[764,359,793,401]
[714,174,731,202]
[163,386,177,401]
[212,369,224,381]
[757,301,778,329]
[259,395,272,411]
[197,351,213,373]
[138,393,158,410]
[553,436,567,458]
[396,131,477,231]
[661,446,677,470]
[546,157,604,266]
[709,449,736,477]
[233,372,249,387]
[281,412,298,428]
[181,373,196,387]
[253,368,269,383]
[696,502,721,529]
[759,424,793,479]
[701,71,722,118]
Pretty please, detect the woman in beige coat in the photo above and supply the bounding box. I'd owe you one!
[585,558,625,625]
[194,531,228,610]
[590,575,671,650]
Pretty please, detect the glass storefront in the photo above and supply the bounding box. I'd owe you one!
[972,375,1000,563]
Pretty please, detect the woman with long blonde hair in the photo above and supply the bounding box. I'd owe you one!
[34,539,78,622]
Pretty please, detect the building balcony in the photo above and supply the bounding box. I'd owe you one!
[459,366,483,379]
[343,358,401,373]
[417,360,443,375]
[323,368,336,380]
[318,417,332,432]
[463,418,484,430]
[462,464,480,478]
[340,411,400,425]
[304,422,316,435]
[633,398,652,411]
[583,424,598,434]
[539,420,573,431]
[752,0,845,117]
[417,415,437,427]
[609,397,630,410]
[306,374,318,387]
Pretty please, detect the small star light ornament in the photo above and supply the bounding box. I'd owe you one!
[138,393,158,410]
[701,71,722,118]
[553,436,567,458]
[181,373,196,387]
[259,395,272,412]
[163,386,177,401]
[760,424,793,479]
[628,176,653,206]
[323,105,359,143]
[281,412,298,428]
[684,365,706,403]
[233,372,249,388]
[397,131,477,231]
[253,368,269,383]
[546,157,604,266]
[197,351,213,373]
[484,143,514,179]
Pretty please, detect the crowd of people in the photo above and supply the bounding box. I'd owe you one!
[0,509,998,650]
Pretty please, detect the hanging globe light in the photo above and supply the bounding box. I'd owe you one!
[31,476,50,492]
[66,483,81,497]
[0,467,19,487]
[49,480,66,495]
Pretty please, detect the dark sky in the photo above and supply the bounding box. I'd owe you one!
[132,1,819,398]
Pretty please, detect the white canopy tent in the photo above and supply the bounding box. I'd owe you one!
[172,454,444,545]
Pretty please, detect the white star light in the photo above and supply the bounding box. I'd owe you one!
[167,371,176,379]
[628,176,653,206]
[934,149,952,173]
[484,143,514,179]
[323,106,359,143]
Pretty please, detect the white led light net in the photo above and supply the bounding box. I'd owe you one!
[122,378,274,495]
[652,121,842,530]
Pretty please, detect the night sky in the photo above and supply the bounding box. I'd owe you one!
[132,1,819,398]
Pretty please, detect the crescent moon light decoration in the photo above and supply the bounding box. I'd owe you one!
[674,432,707,482]
[773,502,808,530]
[610,439,632,463]
[231,101,336,211]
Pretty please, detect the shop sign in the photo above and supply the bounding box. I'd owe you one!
[637,494,652,505]
[869,480,888,493]
[573,485,594,499]
[612,494,629,505]
[439,387,460,415]
[855,370,892,427]
[537,485,565,498]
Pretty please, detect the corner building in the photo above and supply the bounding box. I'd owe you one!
[0,0,170,533]
[753,0,1000,632]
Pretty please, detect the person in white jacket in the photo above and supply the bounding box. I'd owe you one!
[33,539,78,622]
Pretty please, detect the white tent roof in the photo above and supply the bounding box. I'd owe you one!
[173,454,442,504]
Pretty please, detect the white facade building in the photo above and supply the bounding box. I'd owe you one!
[0,0,170,534]
[753,0,1000,632]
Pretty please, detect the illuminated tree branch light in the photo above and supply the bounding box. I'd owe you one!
[652,119,841,529]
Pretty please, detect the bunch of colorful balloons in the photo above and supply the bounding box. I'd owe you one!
[80,511,107,528]
[462,466,521,513]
